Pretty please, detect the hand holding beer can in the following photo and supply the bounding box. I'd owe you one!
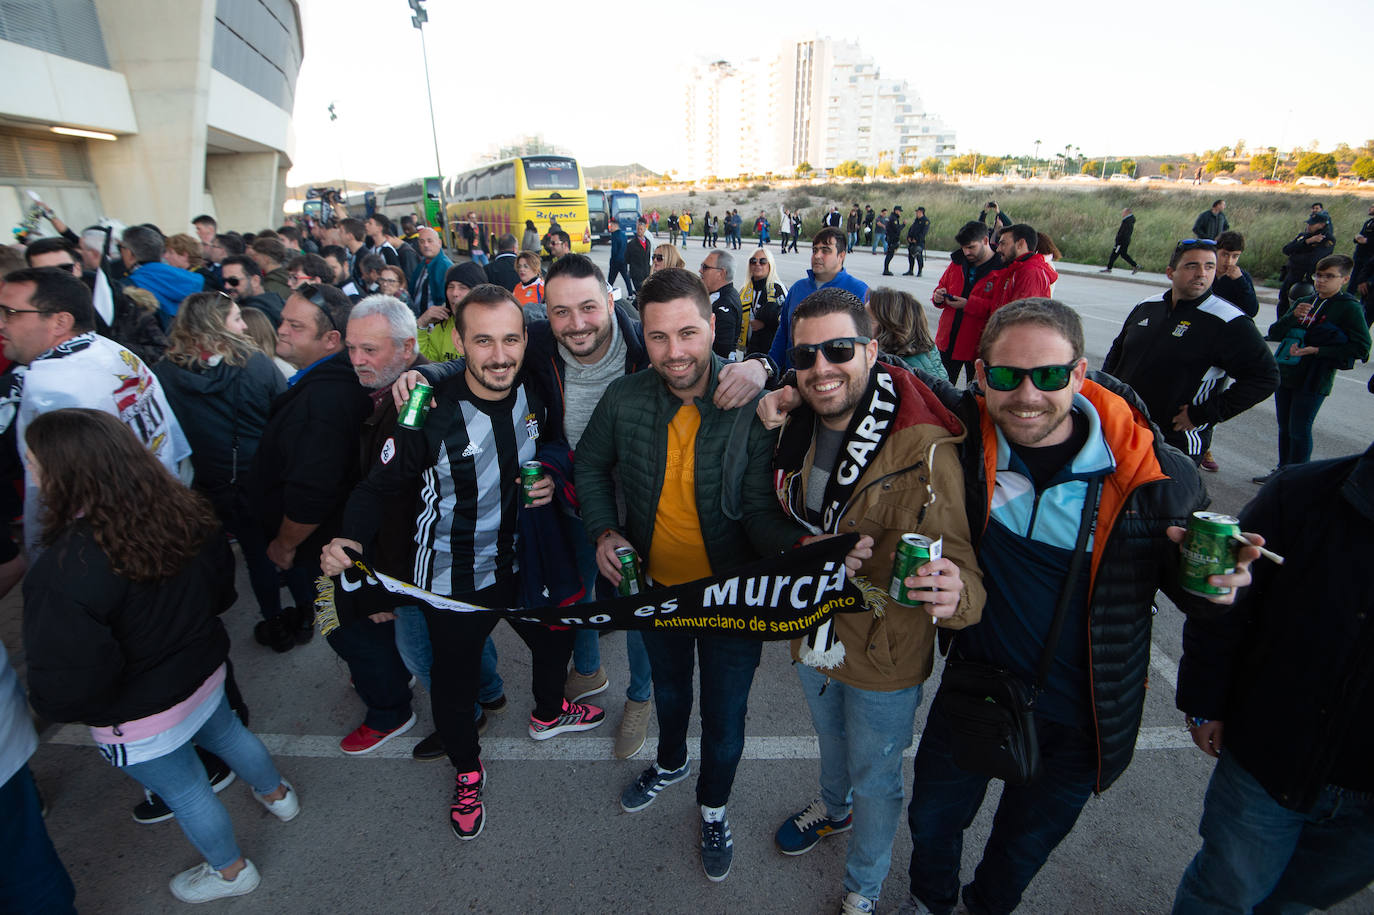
[890,534,945,622]
[615,547,642,597]
[1179,511,1241,597]
[398,381,434,430]
[520,461,545,506]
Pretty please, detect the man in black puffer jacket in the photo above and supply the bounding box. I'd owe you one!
[1172,443,1374,914]
[897,298,1256,915]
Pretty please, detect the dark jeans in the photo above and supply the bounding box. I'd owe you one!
[422,578,574,771]
[0,765,76,914]
[1274,387,1326,467]
[326,618,413,731]
[1107,244,1138,270]
[907,244,925,274]
[207,485,284,621]
[883,246,899,273]
[939,351,976,386]
[1172,751,1374,914]
[907,702,1097,915]
[641,631,761,808]
[608,259,634,297]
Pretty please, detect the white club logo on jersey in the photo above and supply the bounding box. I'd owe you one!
[525,412,540,440]
[1172,321,1191,338]
[380,437,396,464]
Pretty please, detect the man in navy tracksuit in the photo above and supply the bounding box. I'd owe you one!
[607,218,634,301]
[1103,239,1278,464]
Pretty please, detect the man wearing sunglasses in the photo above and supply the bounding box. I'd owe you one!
[769,288,983,915]
[768,227,870,372]
[220,255,284,325]
[1103,239,1277,466]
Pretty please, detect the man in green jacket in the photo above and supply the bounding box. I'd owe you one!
[576,268,846,884]
[1257,254,1371,482]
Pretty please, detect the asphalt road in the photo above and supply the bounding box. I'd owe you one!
[8,241,1371,914]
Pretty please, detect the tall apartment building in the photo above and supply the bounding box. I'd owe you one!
[0,0,301,236]
[681,37,955,180]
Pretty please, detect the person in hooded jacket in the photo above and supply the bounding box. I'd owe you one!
[932,221,1004,385]
[154,291,286,631]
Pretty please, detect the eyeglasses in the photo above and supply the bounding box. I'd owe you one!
[0,305,44,321]
[788,336,871,370]
[1174,238,1218,254]
[700,264,723,273]
[748,258,769,266]
[982,362,1077,392]
[223,276,242,287]
[295,283,340,334]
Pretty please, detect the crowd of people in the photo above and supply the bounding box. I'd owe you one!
[0,191,1369,915]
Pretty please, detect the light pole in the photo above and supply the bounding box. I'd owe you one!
[409,0,443,181]
[328,102,349,200]
[1033,139,1041,177]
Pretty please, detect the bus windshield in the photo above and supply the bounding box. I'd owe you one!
[522,157,580,190]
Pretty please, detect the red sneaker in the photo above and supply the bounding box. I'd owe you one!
[339,713,416,755]
[450,764,486,840]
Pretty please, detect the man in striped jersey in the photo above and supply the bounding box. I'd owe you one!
[324,284,601,842]
[1102,239,1277,464]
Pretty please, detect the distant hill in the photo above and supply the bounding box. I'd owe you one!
[584,163,661,183]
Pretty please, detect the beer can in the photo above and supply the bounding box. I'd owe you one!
[616,546,642,597]
[520,461,544,506]
[889,533,935,606]
[398,382,434,430]
[1180,511,1241,597]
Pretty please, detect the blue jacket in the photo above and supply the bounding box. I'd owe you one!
[609,227,628,263]
[768,268,870,370]
[409,251,453,313]
[126,262,205,326]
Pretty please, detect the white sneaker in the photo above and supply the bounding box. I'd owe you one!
[254,778,300,822]
[169,859,260,903]
[840,891,877,914]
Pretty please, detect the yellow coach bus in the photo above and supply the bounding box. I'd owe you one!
[444,155,591,255]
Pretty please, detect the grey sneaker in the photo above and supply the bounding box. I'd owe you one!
[840,891,877,914]
[700,814,733,882]
[620,760,690,812]
[614,699,652,759]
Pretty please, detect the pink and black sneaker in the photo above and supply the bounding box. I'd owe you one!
[528,698,605,740]
[450,763,485,840]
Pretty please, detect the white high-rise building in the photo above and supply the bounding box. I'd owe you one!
[680,37,955,181]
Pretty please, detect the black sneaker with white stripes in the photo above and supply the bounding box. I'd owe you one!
[620,760,691,813]
[700,814,734,882]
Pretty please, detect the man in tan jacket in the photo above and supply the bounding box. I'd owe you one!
[766,287,984,915]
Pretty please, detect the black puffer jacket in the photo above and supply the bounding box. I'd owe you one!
[917,369,1211,791]
[23,523,234,727]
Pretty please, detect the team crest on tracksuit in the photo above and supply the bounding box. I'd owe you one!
[525,412,539,440]
[1172,321,1191,337]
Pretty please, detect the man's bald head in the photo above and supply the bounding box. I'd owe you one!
[417,227,442,259]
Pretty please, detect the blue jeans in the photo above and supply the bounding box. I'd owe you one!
[907,702,1097,915]
[471,249,488,267]
[641,631,760,808]
[572,536,653,703]
[1172,751,1374,914]
[326,618,412,731]
[394,605,503,718]
[124,692,284,871]
[797,664,923,901]
[0,765,76,914]
[1274,387,1326,467]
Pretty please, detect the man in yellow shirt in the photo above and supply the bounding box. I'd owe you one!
[575,268,840,883]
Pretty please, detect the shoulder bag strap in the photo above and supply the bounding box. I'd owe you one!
[1032,474,1102,696]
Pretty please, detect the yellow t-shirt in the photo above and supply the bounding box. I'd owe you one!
[647,404,712,586]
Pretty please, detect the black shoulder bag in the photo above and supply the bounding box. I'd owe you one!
[931,475,1101,786]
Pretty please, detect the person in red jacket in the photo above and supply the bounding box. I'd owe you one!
[966,224,1058,322]
[933,221,1003,385]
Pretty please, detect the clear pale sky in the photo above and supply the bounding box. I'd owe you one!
[286,0,1371,186]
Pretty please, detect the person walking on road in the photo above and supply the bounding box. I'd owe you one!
[1102,207,1140,274]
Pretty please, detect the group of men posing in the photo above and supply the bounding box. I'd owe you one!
[3,202,1369,912]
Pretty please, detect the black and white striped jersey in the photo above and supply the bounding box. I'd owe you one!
[342,371,545,596]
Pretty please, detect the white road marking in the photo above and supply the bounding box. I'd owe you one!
[44,725,1194,760]
[1150,640,1179,690]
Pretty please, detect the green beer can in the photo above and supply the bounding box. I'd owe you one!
[616,547,642,597]
[889,533,936,606]
[398,381,433,430]
[520,461,544,506]
[1180,511,1241,597]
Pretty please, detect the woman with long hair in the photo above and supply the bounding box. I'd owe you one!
[238,306,294,378]
[868,287,948,380]
[153,292,293,650]
[521,219,541,253]
[22,409,299,904]
[651,243,684,274]
[740,246,788,356]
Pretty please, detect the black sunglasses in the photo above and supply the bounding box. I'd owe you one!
[982,362,1077,392]
[223,276,242,287]
[788,336,870,370]
[748,258,769,266]
[296,283,340,333]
